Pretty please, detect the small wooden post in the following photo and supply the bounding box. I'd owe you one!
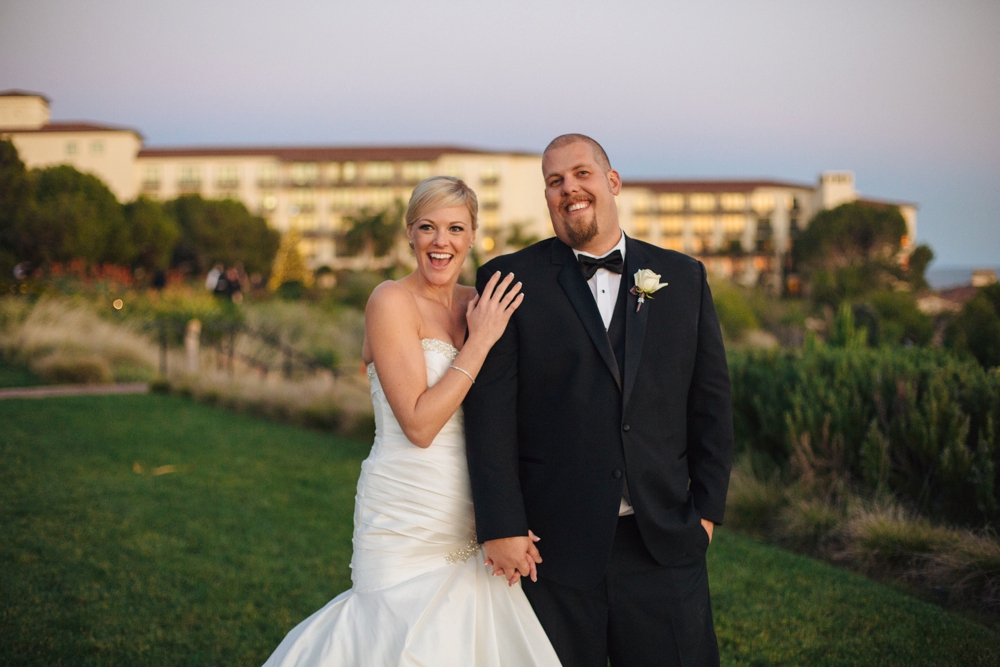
[185,319,201,374]
[159,321,168,376]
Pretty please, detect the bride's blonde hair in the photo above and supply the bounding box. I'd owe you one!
[405,176,479,231]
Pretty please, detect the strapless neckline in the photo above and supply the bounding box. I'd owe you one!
[366,338,459,380]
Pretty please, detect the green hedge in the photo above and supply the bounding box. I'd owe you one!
[729,345,1000,526]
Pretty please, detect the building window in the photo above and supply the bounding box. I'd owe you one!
[402,161,431,182]
[751,192,775,213]
[216,164,239,189]
[657,193,684,211]
[342,162,357,182]
[660,236,683,252]
[261,193,278,211]
[691,215,714,234]
[329,188,357,210]
[258,164,278,187]
[631,194,652,214]
[66,141,77,155]
[291,215,318,232]
[178,165,201,190]
[480,210,499,230]
[659,215,683,234]
[480,186,499,210]
[142,166,161,189]
[689,193,716,211]
[633,216,649,238]
[293,189,316,213]
[291,162,319,186]
[480,163,500,185]
[363,162,394,183]
[720,193,746,211]
[91,140,104,155]
[722,215,745,234]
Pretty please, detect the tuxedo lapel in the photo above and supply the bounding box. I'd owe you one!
[552,240,622,390]
[622,236,650,410]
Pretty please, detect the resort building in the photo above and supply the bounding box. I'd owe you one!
[1,90,917,285]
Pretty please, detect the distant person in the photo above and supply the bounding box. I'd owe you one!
[152,269,167,291]
[262,177,558,666]
[205,264,223,292]
[225,266,243,304]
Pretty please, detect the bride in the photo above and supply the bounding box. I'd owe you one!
[263,176,561,666]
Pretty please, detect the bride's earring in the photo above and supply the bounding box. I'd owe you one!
[408,239,414,249]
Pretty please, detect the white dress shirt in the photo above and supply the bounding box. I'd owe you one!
[573,231,634,517]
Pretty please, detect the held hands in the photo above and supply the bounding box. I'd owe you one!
[483,530,542,586]
[466,272,524,349]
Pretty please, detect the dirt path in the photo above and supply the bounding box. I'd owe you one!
[0,383,150,399]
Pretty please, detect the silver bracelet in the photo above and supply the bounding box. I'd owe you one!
[449,365,475,384]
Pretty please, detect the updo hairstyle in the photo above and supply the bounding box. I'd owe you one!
[405,176,479,231]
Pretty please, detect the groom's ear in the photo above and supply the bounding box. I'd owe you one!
[607,169,622,196]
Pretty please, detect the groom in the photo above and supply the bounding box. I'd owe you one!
[464,134,734,666]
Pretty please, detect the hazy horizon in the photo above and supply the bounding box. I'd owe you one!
[1,0,997,265]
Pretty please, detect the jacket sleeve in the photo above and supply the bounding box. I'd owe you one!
[463,263,529,541]
[686,262,735,525]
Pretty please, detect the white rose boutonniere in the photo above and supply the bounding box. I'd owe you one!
[630,269,668,312]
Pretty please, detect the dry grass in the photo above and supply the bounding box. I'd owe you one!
[165,365,374,439]
[0,296,376,440]
[0,297,158,383]
[725,456,1000,617]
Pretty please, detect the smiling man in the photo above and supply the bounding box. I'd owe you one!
[464,134,735,666]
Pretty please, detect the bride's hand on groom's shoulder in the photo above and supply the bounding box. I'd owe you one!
[483,530,542,586]
[466,271,524,349]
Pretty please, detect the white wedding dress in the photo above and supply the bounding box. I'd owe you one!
[263,339,561,667]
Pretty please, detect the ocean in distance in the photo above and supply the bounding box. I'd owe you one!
[926,265,1000,290]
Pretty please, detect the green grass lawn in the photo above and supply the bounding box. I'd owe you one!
[1,394,996,666]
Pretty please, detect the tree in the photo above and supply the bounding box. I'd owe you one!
[0,139,33,277]
[29,165,132,266]
[268,228,314,292]
[793,201,908,305]
[945,283,1000,368]
[905,243,934,290]
[123,197,180,271]
[342,204,403,257]
[867,290,933,346]
[166,195,280,275]
[504,222,540,250]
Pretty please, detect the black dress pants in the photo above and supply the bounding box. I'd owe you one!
[521,515,719,667]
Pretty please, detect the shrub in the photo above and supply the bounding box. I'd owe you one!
[729,345,1000,526]
[711,281,760,341]
[32,353,112,384]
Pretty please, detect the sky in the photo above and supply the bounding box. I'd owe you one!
[1,0,998,266]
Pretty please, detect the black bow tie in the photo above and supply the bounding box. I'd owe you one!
[578,249,624,280]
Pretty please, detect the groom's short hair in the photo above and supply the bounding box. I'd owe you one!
[543,134,612,172]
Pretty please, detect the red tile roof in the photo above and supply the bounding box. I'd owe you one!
[936,285,979,304]
[0,121,142,137]
[0,89,50,102]
[622,179,814,193]
[137,144,535,161]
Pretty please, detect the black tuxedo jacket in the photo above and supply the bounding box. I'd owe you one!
[464,235,734,590]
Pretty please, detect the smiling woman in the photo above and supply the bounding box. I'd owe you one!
[259,176,553,667]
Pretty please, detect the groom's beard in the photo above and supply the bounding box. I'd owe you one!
[563,215,599,248]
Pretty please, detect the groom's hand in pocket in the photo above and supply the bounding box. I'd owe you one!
[701,518,714,543]
[484,531,542,586]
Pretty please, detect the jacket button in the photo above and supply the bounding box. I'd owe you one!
[622,424,630,432]
[612,470,622,479]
